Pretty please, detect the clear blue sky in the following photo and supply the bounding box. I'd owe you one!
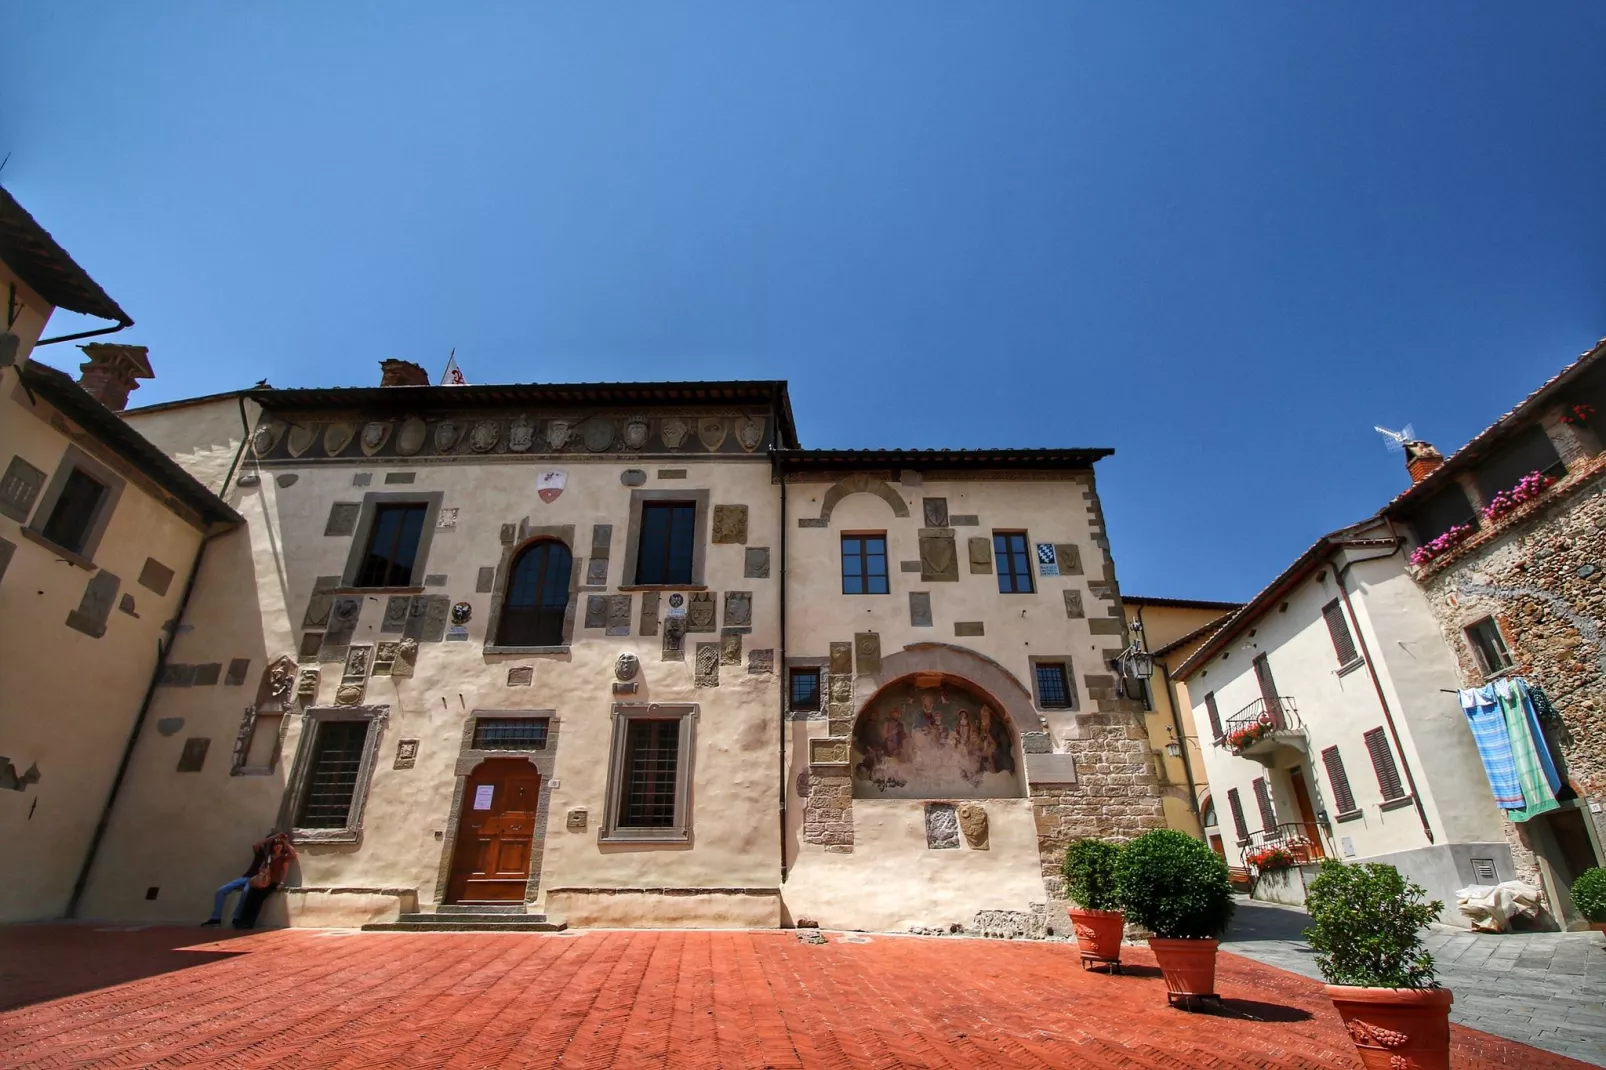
[7,4,1605,601]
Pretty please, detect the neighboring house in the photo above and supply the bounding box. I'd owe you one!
[0,188,239,923]
[68,364,1162,932]
[1176,516,1514,920]
[1123,596,1241,842]
[1379,337,1606,926]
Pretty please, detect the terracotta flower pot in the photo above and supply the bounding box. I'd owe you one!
[1147,937,1218,1000]
[1325,985,1452,1070]
[1068,908,1124,964]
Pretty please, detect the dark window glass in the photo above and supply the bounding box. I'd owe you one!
[1252,776,1277,830]
[296,720,370,828]
[621,718,681,827]
[994,532,1034,594]
[1363,727,1406,801]
[1466,617,1513,676]
[1226,788,1249,841]
[40,468,107,554]
[1204,692,1223,741]
[1322,600,1359,667]
[790,668,821,711]
[841,534,889,594]
[497,541,572,646]
[1322,746,1357,815]
[1405,483,1478,545]
[1035,663,1072,709]
[1474,424,1566,502]
[636,502,696,585]
[355,503,427,587]
[472,718,550,751]
[1201,798,1217,828]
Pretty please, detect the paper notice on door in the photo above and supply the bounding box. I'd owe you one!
[473,784,494,810]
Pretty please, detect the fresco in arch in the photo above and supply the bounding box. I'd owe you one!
[851,678,1022,799]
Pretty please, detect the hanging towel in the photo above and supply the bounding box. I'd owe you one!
[1460,687,1525,809]
[1514,679,1566,797]
[1495,678,1559,822]
[1525,680,1562,722]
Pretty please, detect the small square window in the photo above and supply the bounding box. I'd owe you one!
[1035,663,1072,709]
[1466,617,1514,677]
[790,668,822,711]
[841,534,889,595]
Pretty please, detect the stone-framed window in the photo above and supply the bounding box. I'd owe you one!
[20,444,125,567]
[339,491,445,590]
[601,703,697,843]
[992,530,1035,594]
[1027,656,1078,711]
[620,489,710,589]
[789,667,822,711]
[841,532,889,595]
[282,705,388,844]
[494,540,573,647]
[1465,616,1515,677]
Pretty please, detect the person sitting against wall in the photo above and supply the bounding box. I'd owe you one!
[202,832,296,928]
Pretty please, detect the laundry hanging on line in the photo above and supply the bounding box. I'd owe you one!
[1459,677,1567,822]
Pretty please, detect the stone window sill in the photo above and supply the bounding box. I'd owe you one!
[1379,795,1415,813]
[1336,658,1366,678]
[19,526,96,570]
[617,584,707,593]
[290,828,362,845]
[598,828,690,845]
[484,645,570,656]
[1333,808,1363,823]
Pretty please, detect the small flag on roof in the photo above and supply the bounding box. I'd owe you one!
[440,351,467,386]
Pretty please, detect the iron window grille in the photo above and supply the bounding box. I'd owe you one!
[472,718,551,751]
[993,531,1035,594]
[790,668,822,711]
[602,705,696,842]
[355,503,428,588]
[1034,662,1073,709]
[621,719,681,827]
[841,534,889,594]
[497,541,572,646]
[1465,617,1514,677]
[295,720,371,828]
[635,502,696,585]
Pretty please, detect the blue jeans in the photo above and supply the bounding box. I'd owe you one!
[210,877,252,923]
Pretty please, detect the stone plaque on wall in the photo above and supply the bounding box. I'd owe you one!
[854,632,881,676]
[808,738,850,768]
[585,557,609,586]
[0,455,45,521]
[138,557,176,596]
[909,592,933,628]
[606,594,632,636]
[476,566,496,593]
[687,592,716,632]
[711,504,748,544]
[585,595,608,630]
[1063,590,1084,619]
[723,591,752,628]
[968,536,993,573]
[391,639,417,678]
[381,595,411,633]
[694,642,720,687]
[954,621,985,637]
[421,596,451,643]
[748,649,774,674]
[372,642,399,675]
[192,663,222,687]
[394,739,419,769]
[662,617,685,661]
[1056,544,1082,575]
[640,590,660,636]
[924,803,960,849]
[325,502,361,537]
[744,547,770,579]
[507,665,533,686]
[958,803,989,850]
[829,642,853,676]
[919,534,959,582]
[721,630,743,665]
[224,658,251,686]
[922,497,949,528]
[66,571,120,638]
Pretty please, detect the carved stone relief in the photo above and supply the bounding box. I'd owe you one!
[325,503,360,537]
[396,416,427,456]
[735,416,765,451]
[662,617,686,661]
[724,591,752,628]
[296,669,320,704]
[287,424,317,457]
[829,642,853,676]
[381,595,411,633]
[1063,590,1084,619]
[509,415,535,452]
[434,420,462,452]
[660,419,688,450]
[968,536,993,573]
[721,630,743,665]
[324,421,357,456]
[304,590,335,628]
[697,417,727,451]
[507,666,533,686]
[615,653,640,681]
[251,420,284,456]
[606,594,632,636]
[919,533,960,582]
[546,419,572,451]
[925,803,960,849]
[958,803,989,849]
[923,498,949,527]
[854,632,882,675]
[623,417,650,451]
[360,421,392,456]
[640,591,660,636]
[909,592,933,628]
[711,504,748,544]
[687,592,717,632]
[394,739,419,770]
[582,417,615,452]
[585,595,607,629]
[392,638,418,677]
[748,649,774,674]
[695,643,720,686]
[470,420,500,453]
[744,547,770,579]
[1056,543,1083,575]
[373,641,399,676]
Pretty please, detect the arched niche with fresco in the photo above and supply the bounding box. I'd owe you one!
[850,674,1024,799]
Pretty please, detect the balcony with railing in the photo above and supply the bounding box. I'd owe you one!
[1215,696,1306,764]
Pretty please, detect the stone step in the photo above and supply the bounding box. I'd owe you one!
[434,903,529,915]
[395,911,547,924]
[362,918,567,933]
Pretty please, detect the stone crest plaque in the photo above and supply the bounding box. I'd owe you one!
[659,418,688,450]
[323,421,357,456]
[582,416,615,452]
[695,642,720,686]
[923,498,949,528]
[662,617,686,661]
[396,416,427,456]
[697,417,727,451]
[623,417,650,451]
[287,424,316,457]
[919,534,959,582]
[721,631,742,665]
[711,504,748,544]
[509,415,535,452]
[434,420,462,452]
[735,415,765,452]
[450,601,472,625]
[469,420,500,453]
[724,591,752,628]
[251,420,284,456]
[615,653,640,681]
[360,421,392,455]
[687,592,716,632]
[546,420,572,451]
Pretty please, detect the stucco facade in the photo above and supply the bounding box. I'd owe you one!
[69,376,1166,932]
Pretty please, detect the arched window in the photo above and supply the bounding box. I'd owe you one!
[1201,797,1218,829]
[497,541,572,647]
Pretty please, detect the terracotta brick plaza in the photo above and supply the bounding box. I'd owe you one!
[0,925,1588,1069]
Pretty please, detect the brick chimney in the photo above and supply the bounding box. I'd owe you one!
[1403,441,1444,484]
[77,343,153,411]
[379,359,430,387]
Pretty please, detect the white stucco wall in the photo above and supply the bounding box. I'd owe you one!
[123,396,259,495]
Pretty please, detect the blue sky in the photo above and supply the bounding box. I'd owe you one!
[7,3,1605,601]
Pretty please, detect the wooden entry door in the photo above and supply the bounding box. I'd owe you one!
[1287,768,1325,861]
[447,759,541,903]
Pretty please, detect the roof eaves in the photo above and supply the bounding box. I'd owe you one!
[0,186,132,325]
[1152,612,1237,660]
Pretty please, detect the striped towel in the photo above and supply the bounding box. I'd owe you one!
[1496,679,1560,821]
[1460,686,1525,809]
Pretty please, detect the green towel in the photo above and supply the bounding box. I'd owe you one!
[1497,680,1559,822]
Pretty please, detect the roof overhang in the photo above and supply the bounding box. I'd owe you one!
[0,186,131,326]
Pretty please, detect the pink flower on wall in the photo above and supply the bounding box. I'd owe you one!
[1481,470,1555,524]
[1408,523,1474,567]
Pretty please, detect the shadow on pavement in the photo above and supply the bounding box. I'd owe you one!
[1222,899,1315,944]
[1212,998,1316,1023]
[0,923,256,1012]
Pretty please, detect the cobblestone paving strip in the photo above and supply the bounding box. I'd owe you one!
[0,923,1593,1069]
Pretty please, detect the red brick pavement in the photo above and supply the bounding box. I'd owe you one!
[0,924,1587,1069]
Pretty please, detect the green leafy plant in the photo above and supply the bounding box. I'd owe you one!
[1303,860,1442,988]
[1062,838,1123,912]
[1113,828,1234,939]
[1572,867,1606,923]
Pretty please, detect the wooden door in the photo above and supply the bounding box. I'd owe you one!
[1252,654,1283,726]
[447,759,541,903]
[1287,768,1325,860]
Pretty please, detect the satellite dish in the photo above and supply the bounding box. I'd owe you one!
[1373,424,1416,453]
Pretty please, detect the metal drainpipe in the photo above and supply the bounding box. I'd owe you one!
[35,320,134,347]
[774,440,789,882]
[220,393,254,494]
[67,525,224,917]
[1331,547,1436,845]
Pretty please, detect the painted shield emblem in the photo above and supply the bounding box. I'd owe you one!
[735,416,765,452]
[537,470,567,503]
[659,418,688,450]
[287,423,317,457]
[360,421,392,455]
[396,416,427,456]
[697,417,727,451]
[470,419,500,453]
[323,421,357,456]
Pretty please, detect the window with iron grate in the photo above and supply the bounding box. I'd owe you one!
[296,720,371,828]
[472,718,550,751]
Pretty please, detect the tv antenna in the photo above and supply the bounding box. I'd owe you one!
[1373,424,1415,453]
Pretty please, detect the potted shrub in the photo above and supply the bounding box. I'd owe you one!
[1572,867,1606,934]
[1113,829,1234,1005]
[1304,860,1450,1070]
[1063,838,1125,968]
